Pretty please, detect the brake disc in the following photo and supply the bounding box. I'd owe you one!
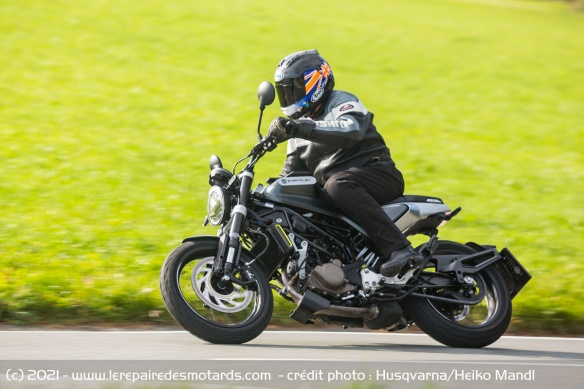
[190,258,253,313]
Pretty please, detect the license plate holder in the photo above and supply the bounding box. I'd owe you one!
[499,248,532,299]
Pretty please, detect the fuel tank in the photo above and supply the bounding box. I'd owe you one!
[256,176,336,214]
[254,176,450,235]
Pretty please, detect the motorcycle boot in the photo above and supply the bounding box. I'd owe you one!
[380,246,424,277]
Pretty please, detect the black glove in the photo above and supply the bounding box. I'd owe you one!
[268,117,297,143]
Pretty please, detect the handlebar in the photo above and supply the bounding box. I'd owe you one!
[250,135,278,156]
[230,135,279,174]
[231,135,279,175]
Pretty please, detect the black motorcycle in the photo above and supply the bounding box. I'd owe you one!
[160,82,531,348]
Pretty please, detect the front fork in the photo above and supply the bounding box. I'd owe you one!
[215,171,254,286]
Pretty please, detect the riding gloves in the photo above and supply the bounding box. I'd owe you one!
[268,117,316,143]
[268,117,292,142]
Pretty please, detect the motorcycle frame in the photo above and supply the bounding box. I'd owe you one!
[198,135,530,312]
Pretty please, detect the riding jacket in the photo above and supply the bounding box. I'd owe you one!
[282,90,393,185]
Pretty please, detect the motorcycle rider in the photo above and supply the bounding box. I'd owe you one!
[267,49,424,277]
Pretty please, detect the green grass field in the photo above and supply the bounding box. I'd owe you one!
[1,0,583,334]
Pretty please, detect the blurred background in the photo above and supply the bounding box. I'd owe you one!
[0,0,582,334]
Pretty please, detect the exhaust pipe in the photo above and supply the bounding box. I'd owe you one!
[281,271,378,324]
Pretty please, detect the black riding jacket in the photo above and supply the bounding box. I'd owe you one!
[282,90,393,185]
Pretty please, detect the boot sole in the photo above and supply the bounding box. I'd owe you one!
[380,256,423,278]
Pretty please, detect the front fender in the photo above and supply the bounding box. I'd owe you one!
[182,235,220,245]
[182,235,228,273]
[181,235,257,277]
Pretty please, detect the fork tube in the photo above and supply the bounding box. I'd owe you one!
[223,171,254,275]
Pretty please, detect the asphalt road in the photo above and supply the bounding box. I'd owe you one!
[1,329,582,388]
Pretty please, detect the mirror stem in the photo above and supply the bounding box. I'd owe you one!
[257,105,265,141]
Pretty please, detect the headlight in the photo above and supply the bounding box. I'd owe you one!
[206,185,230,226]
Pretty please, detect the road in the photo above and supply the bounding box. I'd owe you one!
[1,329,582,388]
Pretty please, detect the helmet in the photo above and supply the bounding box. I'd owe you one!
[274,49,335,119]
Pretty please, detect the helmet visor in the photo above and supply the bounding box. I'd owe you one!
[275,76,306,108]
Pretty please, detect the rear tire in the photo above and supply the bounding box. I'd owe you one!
[160,239,273,344]
[404,241,512,348]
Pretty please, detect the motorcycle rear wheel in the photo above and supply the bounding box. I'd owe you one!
[160,239,273,344]
[404,241,512,348]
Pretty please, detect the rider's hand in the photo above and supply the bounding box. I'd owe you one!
[268,117,297,143]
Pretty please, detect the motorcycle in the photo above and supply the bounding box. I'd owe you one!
[160,81,531,348]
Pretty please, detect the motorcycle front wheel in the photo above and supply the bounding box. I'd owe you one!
[404,241,512,348]
[160,238,273,344]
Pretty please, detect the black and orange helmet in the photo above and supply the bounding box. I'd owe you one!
[274,49,335,119]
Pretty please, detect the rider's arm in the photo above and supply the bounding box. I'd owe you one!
[293,98,372,148]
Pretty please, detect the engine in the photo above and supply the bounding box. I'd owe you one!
[306,259,356,296]
[253,206,384,300]
[270,214,406,331]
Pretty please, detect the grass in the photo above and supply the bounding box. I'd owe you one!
[0,0,583,334]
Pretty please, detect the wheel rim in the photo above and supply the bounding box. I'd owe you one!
[426,271,501,328]
[176,256,263,326]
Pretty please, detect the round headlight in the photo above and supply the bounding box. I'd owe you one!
[207,186,230,226]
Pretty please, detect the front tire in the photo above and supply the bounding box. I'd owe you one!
[404,241,512,348]
[160,238,273,344]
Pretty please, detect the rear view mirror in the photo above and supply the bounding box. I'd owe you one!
[257,81,275,108]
